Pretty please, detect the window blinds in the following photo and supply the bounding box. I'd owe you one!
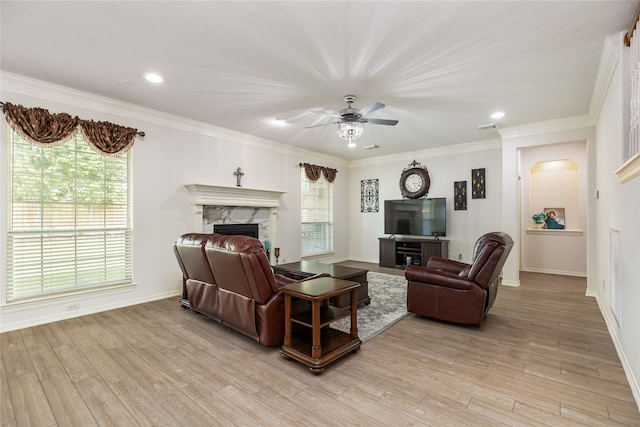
[6,131,132,302]
[300,170,333,256]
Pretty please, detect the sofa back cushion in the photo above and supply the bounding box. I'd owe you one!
[205,235,276,305]
[174,233,216,284]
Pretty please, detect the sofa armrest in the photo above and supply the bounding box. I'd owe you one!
[405,266,476,291]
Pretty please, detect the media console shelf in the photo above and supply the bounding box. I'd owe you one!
[379,237,449,269]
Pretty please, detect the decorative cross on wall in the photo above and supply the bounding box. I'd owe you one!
[234,167,244,187]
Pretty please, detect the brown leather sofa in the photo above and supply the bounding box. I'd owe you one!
[405,232,513,326]
[173,233,325,346]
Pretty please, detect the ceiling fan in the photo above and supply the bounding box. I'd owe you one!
[306,95,399,147]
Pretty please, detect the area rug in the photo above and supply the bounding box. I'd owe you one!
[332,272,408,342]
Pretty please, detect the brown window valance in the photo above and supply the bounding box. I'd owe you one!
[1,101,144,156]
[300,162,338,183]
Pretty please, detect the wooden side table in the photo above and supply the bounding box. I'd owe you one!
[281,277,361,374]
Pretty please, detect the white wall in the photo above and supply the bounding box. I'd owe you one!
[592,34,640,409]
[347,142,503,265]
[0,73,349,331]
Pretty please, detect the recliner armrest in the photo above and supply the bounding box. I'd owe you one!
[405,265,476,291]
[425,257,470,275]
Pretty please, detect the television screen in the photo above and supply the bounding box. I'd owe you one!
[384,198,447,237]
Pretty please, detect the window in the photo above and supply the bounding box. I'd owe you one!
[301,169,333,256]
[6,130,132,302]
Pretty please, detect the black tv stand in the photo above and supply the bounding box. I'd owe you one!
[379,237,448,269]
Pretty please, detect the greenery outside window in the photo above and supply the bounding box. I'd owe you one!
[301,169,333,256]
[6,130,132,302]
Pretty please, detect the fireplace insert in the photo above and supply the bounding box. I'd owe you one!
[213,223,259,239]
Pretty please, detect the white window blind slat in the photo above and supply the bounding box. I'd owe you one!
[6,131,133,302]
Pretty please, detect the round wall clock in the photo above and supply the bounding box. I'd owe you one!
[400,160,430,199]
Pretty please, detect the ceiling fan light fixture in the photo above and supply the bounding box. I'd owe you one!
[338,121,363,142]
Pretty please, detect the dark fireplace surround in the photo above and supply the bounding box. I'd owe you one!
[214,223,259,239]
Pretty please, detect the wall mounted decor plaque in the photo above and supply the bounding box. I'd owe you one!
[361,179,379,212]
[472,168,486,199]
[454,181,467,210]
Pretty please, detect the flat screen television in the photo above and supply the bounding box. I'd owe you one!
[384,198,447,237]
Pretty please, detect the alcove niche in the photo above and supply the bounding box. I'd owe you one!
[520,141,586,277]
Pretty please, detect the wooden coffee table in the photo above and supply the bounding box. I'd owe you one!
[281,277,361,374]
[273,261,370,308]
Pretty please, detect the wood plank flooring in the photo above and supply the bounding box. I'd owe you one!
[2,268,639,426]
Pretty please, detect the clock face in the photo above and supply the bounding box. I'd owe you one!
[404,173,424,192]
[399,166,431,199]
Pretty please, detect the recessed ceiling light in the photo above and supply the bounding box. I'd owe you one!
[490,111,505,119]
[274,118,287,126]
[143,72,163,83]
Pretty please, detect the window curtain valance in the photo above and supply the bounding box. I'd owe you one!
[300,162,338,183]
[1,101,144,157]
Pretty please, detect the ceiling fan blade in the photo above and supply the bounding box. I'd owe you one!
[358,101,385,116]
[364,118,399,126]
[310,109,341,118]
[305,121,339,129]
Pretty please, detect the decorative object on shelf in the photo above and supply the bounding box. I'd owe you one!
[543,208,565,229]
[361,179,379,212]
[471,168,486,199]
[531,212,546,229]
[274,247,281,265]
[400,160,430,199]
[454,180,467,210]
[234,167,244,187]
[263,240,270,260]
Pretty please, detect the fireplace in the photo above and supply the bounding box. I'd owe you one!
[184,184,286,264]
[214,223,259,238]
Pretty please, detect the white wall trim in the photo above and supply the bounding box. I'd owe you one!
[592,293,640,411]
[521,267,587,278]
[348,138,502,168]
[589,33,622,123]
[0,290,180,333]
[0,71,349,168]
[615,153,640,183]
[498,115,593,140]
[500,280,521,287]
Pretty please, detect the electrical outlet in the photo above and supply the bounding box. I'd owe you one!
[603,280,606,291]
[66,303,79,311]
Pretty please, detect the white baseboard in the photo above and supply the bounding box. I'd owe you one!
[0,291,180,333]
[521,267,587,277]
[592,294,640,412]
[501,280,521,287]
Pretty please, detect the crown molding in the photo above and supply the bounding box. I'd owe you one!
[589,32,623,123]
[497,114,593,141]
[0,71,348,168]
[348,138,502,168]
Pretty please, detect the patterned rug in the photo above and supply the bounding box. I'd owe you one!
[332,271,409,342]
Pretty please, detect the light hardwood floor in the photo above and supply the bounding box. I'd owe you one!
[2,268,639,426]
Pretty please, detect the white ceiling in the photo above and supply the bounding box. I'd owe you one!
[1,1,637,160]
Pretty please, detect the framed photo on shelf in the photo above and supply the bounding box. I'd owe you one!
[543,208,565,229]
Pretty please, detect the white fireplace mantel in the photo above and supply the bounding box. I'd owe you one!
[184,184,287,262]
[185,184,287,209]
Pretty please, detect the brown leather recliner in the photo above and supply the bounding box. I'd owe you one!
[405,232,513,326]
[174,233,325,346]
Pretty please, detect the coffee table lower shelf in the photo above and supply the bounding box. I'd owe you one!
[281,327,361,373]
